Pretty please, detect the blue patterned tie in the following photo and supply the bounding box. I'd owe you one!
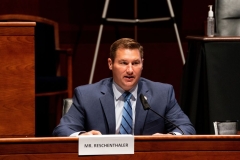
[119,92,132,134]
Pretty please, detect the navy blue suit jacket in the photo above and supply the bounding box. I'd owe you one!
[53,78,195,136]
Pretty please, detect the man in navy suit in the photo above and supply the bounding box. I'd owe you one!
[53,38,195,136]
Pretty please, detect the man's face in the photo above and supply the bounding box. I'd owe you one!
[108,48,143,91]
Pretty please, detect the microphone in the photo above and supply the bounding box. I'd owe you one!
[140,94,185,135]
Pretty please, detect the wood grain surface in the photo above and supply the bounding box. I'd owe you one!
[0,22,35,136]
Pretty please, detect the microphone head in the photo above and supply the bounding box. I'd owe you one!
[140,94,151,110]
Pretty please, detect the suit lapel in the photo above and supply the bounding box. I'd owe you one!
[134,79,152,135]
[99,79,116,134]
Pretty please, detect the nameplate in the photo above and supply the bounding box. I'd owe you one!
[78,135,134,155]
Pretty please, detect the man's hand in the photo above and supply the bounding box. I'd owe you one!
[80,130,102,135]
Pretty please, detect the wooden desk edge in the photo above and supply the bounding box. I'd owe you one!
[1,135,240,143]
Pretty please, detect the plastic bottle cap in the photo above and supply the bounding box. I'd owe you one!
[208,5,214,17]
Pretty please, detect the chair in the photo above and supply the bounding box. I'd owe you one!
[0,14,73,135]
[215,0,240,36]
[62,98,73,116]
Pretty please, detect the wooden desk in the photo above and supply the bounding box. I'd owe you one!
[0,22,35,137]
[1,136,240,159]
[181,36,240,134]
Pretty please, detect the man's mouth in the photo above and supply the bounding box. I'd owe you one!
[124,76,134,80]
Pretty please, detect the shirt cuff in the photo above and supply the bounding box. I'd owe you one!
[70,132,80,137]
[169,132,182,135]
[69,131,86,137]
[174,132,182,135]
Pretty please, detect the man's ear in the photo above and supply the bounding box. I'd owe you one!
[108,58,113,70]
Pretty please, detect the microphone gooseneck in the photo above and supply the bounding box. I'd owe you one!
[140,94,185,135]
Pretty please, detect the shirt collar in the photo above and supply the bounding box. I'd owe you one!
[112,81,138,101]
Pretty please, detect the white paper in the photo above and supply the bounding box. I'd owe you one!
[78,134,134,155]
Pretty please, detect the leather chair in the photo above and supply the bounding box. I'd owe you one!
[215,0,240,36]
[0,14,73,135]
[62,98,73,116]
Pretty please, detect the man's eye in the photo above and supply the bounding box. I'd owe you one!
[120,61,127,65]
[132,62,140,65]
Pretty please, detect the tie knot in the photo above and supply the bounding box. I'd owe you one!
[123,92,131,101]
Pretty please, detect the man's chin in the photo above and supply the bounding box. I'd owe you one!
[122,82,137,90]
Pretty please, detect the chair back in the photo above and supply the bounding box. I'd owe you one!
[0,14,72,95]
[0,14,59,76]
[0,14,59,47]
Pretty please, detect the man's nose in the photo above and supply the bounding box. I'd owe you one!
[126,64,133,73]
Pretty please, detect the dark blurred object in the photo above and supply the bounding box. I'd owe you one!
[215,0,240,36]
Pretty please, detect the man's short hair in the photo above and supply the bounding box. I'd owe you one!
[109,38,144,61]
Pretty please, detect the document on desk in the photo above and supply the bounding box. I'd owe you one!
[78,134,134,155]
